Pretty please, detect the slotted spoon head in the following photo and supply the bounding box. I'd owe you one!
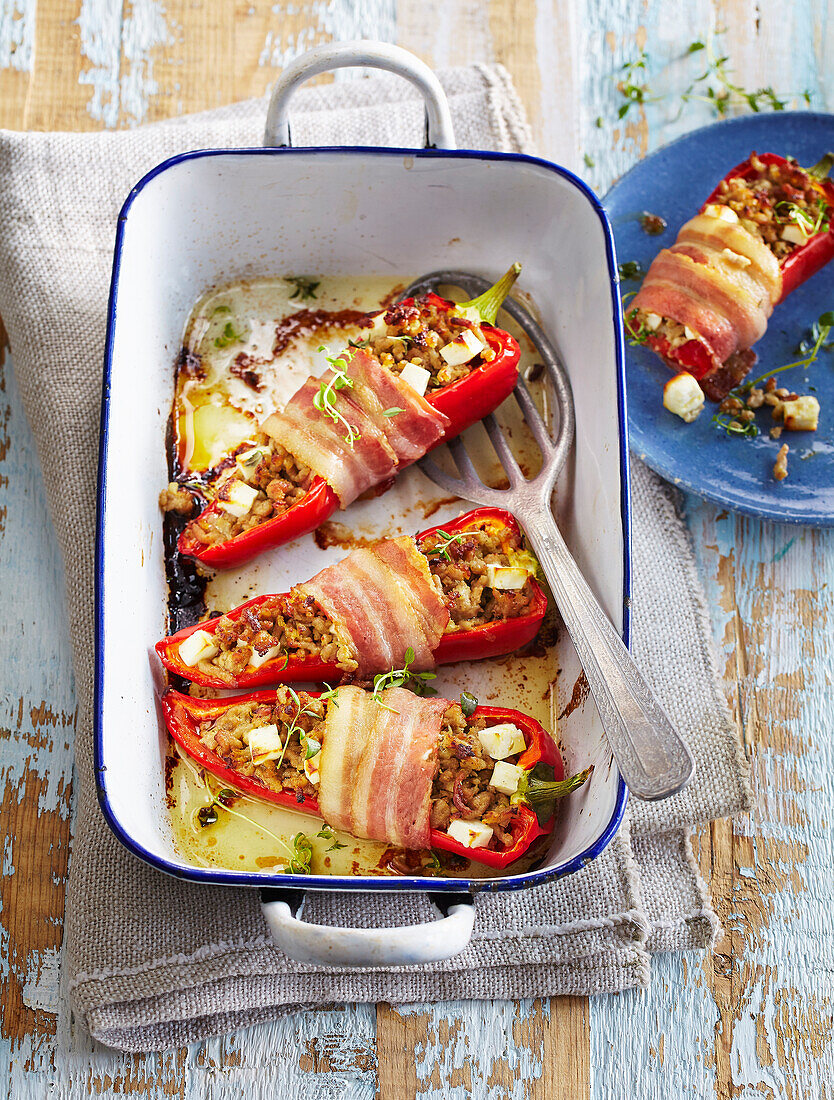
[399,270,575,508]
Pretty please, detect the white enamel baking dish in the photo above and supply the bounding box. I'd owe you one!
[95,42,630,967]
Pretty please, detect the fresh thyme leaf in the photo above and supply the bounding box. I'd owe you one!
[214,321,245,349]
[372,647,437,709]
[382,407,405,417]
[423,529,468,562]
[583,153,595,169]
[427,850,442,870]
[459,691,478,718]
[301,732,321,761]
[286,276,320,301]
[319,683,340,707]
[711,413,759,438]
[594,115,604,128]
[347,337,368,348]
[617,260,645,280]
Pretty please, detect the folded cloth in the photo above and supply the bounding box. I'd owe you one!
[0,62,751,1052]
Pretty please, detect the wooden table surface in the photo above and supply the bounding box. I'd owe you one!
[2,1,833,1096]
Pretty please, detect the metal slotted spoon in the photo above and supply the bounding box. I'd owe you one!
[402,271,695,801]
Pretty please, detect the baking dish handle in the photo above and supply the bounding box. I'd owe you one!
[259,888,475,967]
[263,41,456,150]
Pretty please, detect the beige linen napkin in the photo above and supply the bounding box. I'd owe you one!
[0,63,751,1052]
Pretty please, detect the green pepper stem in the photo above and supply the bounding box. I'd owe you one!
[457,263,522,325]
[524,765,593,818]
[807,152,834,180]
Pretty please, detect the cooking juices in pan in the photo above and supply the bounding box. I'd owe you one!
[162,272,573,878]
[164,268,522,569]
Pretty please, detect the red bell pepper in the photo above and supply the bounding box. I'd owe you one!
[161,688,585,871]
[177,269,522,570]
[703,151,834,302]
[157,507,547,688]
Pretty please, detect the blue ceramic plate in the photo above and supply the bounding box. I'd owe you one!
[605,111,834,525]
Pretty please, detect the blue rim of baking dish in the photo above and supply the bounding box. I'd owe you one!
[95,145,631,894]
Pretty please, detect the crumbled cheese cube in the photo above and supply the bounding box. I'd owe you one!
[217,479,259,518]
[489,760,525,796]
[399,361,431,397]
[247,724,283,763]
[720,248,751,267]
[663,372,705,423]
[236,445,270,473]
[178,629,220,667]
[439,328,486,366]
[644,312,663,331]
[304,751,322,786]
[477,723,527,761]
[366,311,388,338]
[683,326,699,342]
[781,223,810,246]
[248,643,282,670]
[703,203,739,223]
[485,563,529,590]
[782,395,820,432]
[446,818,494,849]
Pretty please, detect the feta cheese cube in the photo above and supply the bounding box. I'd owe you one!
[366,311,388,338]
[178,629,220,667]
[217,479,259,518]
[247,724,283,763]
[248,643,282,670]
[236,445,270,473]
[489,760,525,796]
[644,312,663,331]
[781,223,810,246]
[663,372,705,423]
[683,326,699,341]
[703,203,739,223]
[399,361,431,397]
[446,818,494,849]
[782,395,820,432]
[477,723,527,761]
[439,328,487,366]
[485,563,529,590]
[304,751,322,786]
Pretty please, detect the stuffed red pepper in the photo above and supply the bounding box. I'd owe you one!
[164,266,522,569]
[162,684,591,871]
[626,152,834,400]
[157,508,546,688]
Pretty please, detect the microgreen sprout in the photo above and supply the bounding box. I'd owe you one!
[775,198,829,237]
[372,647,437,711]
[314,345,360,446]
[214,321,245,349]
[624,307,650,347]
[286,276,320,301]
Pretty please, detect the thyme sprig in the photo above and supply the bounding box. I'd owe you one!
[615,35,812,124]
[314,345,360,446]
[316,825,347,853]
[711,311,834,438]
[372,647,437,711]
[214,321,245,349]
[423,529,468,562]
[286,276,320,301]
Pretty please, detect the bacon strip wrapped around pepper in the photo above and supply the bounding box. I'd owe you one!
[627,151,834,401]
[173,267,522,569]
[162,684,590,870]
[156,508,547,689]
